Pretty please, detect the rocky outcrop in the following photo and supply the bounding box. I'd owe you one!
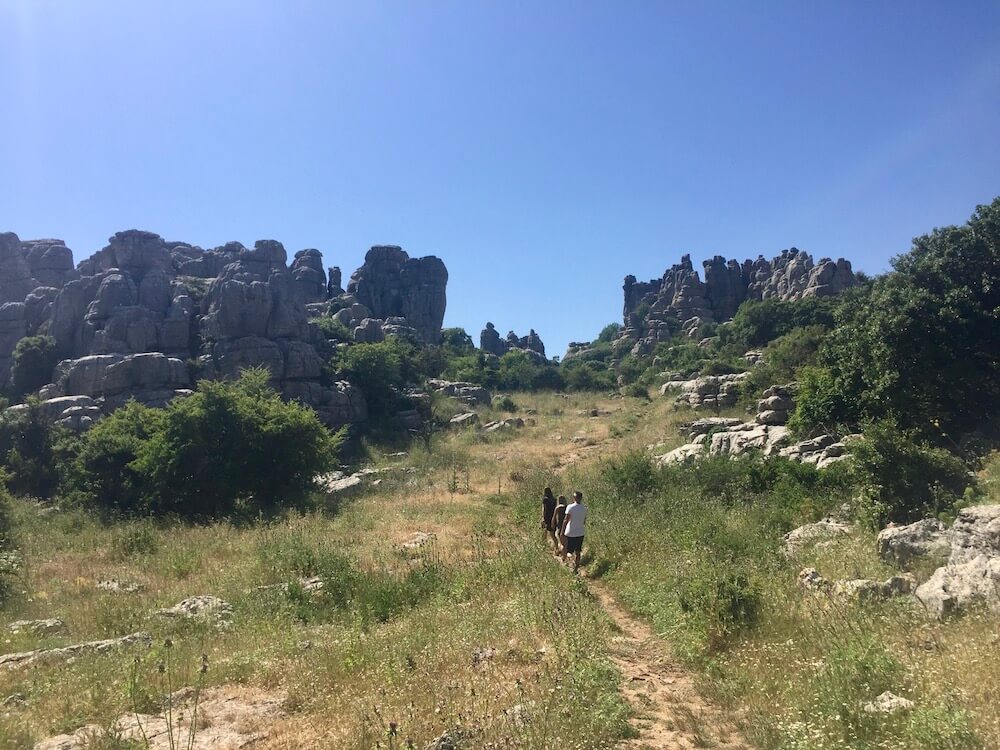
[0,302,27,389]
[0,233,40,305]
[655,381,851,470]
[480,322,506,356]
[347,246,448,344]
[621,248,857,345]
[915,505,1000,617]
[477,323,547,360]
[877,519,952,567]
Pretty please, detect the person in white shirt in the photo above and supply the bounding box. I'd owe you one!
[561,491,588,571]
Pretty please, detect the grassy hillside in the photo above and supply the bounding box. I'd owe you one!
[2,391,998,749]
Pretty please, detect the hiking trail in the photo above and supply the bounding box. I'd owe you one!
[586,578,749,749]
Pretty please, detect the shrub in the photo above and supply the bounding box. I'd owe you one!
[599,451,659,504]
[496,349,562,391]
[334,340,404,418]
[622,382,650,400]
[314,316,352,343]
[492,394,517,413]
[0,469,12,550]
[0,398,71,499]
[788,365,855,437]
[849,419,974,525]
[700,360,742,376]
[440,327,476,357]
[741,324,828,398]
[65,370,341,518]
[722,296,838,349]
[562,360,615,391]
[8,335,58,400]
[596,323,622,343]
[62,401,163,514]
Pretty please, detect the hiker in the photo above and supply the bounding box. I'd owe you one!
[562,491,588,571]
[552,494,568,555]
[541,487,557,546]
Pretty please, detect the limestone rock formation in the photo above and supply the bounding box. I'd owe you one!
[915,505,1000,617]
[347,246,448,344]
[621,248,857,347]
[477,323,547,360]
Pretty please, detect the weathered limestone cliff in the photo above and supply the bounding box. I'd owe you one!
[0,230,449,429]
[621,248,857,352]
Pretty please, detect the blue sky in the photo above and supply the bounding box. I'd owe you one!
[2,1,998,356]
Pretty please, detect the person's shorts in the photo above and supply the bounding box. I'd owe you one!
[565,535,584,554]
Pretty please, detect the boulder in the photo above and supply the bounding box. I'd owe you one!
[877,519,952,567]
[449,412,479,427]
[783,519,853,556]
[22,239,77,289]
[915,505,1000,617]
[353,317,385,343]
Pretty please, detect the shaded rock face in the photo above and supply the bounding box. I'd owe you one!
[622,248,857,341]
[477,323,547,360]
[0,229,371,429]
[348,246,448,344]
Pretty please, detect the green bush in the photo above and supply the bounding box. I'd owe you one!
[596,323,622,343]
[334,340,404,418]
[741,324,828,398]
[0,398,72,499]
[803,198,1000,441]
[314,316,352,343]
[0,469,12,550]
[62,401,162,514]
[848,419,974,525]
[8,335,58,400]
[65,370,341,518]
[496,349,562,391]
[562,359,615,391]
[721,296,838,350]
[599,451,659,504]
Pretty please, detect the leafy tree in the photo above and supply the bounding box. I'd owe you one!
[797,198,1000,440]
[8,335,59,400]
[314,316,352,343]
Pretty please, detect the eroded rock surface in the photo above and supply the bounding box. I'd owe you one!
[915,505,1000,617]
[621,249,857,347]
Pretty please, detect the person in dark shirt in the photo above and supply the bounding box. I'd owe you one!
[551,494,568,555]
[541,487,557,547]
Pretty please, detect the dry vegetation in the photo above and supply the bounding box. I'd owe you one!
[2,391,997,749]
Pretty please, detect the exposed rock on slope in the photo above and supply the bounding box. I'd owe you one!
[915,505,1000,617]
[620,248,857,350]
[479,322,547,360]
[347,245,448,344]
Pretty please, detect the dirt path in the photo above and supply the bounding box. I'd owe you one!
[586,578,749,749]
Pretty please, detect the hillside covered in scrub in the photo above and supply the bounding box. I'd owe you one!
[0,198,998,750]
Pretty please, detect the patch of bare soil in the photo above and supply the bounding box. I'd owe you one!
[587,580,749,749]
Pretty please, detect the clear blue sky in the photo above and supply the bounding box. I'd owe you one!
[2,1,998,356]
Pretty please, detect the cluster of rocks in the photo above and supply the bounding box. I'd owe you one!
[0,632,151,672]
[786,505,1000,619]
[660,372,749,409]
[309,245,448,345]
[619,249,856,352]
[879,506,1000,618]
[479,322,546,360]
[0,231,451,430]
[427,379,492,406]
[654,384,852,470]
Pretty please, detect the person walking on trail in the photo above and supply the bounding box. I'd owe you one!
[541,487,558,547]
[552,495,568,555]
[562,491,588,572]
